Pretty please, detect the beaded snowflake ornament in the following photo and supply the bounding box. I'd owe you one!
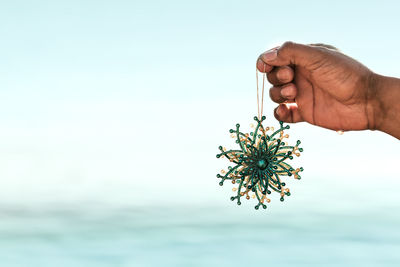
[216,70,303,210]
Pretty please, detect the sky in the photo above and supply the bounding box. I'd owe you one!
[0,0,400,209]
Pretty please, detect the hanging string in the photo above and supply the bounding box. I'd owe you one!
[256,66,266,120]
[261,66,265,118]
[256,67,260,119]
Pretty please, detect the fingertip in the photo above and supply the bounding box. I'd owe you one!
[274,103,303,124]
[269,86,285,104]
[273,106,280,121]
[276,66,294,83]
[257,58,273,73]
[274,104,290,121]
[280,83,297,99]
[266,66,294,86]
[261,49,278,62]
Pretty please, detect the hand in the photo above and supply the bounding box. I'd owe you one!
[257,42,378,132]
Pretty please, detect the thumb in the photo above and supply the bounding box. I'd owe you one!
[260,41,324,67]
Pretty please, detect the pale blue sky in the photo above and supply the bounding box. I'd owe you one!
[1,0,400,101]
[0,0,399,208]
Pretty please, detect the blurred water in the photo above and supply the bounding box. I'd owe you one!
[1,203,400,267]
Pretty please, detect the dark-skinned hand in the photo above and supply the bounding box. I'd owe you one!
[257,42,380,132]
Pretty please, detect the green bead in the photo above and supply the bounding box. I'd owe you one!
[256,159,268,170]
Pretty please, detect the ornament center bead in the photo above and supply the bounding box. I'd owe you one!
[257,159,268,170]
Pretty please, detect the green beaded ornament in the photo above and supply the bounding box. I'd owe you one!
[216,115,304,210]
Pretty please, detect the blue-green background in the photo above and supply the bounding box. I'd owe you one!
[1,0,400,266]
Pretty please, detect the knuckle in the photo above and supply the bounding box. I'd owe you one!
[266,73,275,84]
[269,86,284,103]
[277,67,293,81]
[269,86,276,99]
[281,41,295,49]
[279,41,296,55]
[273,107,280,120]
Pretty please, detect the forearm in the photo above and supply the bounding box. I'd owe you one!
[372,74,400,139]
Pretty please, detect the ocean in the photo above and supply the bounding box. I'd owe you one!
[1,202,400,267]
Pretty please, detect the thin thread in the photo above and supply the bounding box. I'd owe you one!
[256,66,266,120]
[261,65,265,118]
[256,67,260,119]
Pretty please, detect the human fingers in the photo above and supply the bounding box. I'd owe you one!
[274,103,303,123]
[269,83,297,104]
[256,58,273,73]
[260,41,324,67]
[266,65,294,86]
[257,46,280,73]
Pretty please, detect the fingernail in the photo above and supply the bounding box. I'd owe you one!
[262,50,277,62]
[281,85,292,98]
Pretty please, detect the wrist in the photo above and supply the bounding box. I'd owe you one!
[371,73,400,139]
